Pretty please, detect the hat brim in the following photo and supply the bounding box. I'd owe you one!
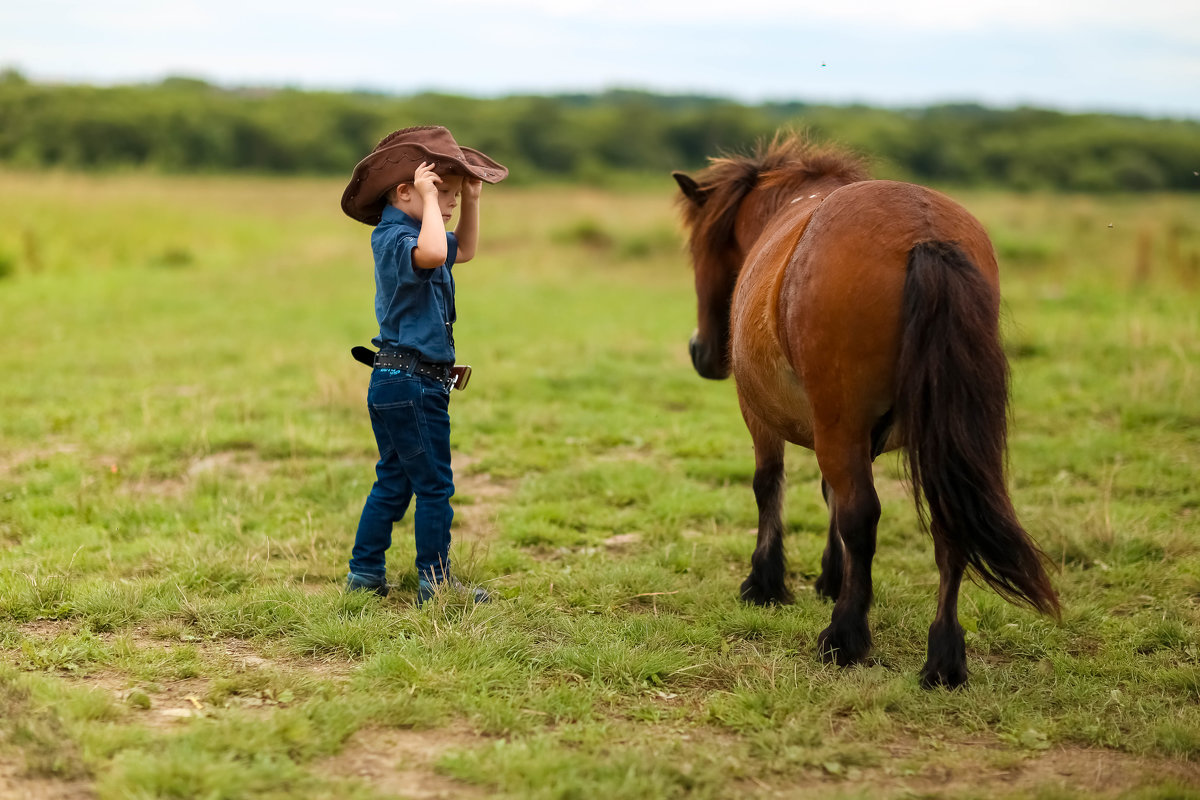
[341,141,509,226]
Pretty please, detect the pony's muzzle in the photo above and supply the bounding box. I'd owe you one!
[689,330,730,380]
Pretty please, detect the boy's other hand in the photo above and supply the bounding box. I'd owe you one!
[413,162,441,200]
[463,177,482,202]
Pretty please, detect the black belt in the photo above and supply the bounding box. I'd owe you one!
[373,350,453,385]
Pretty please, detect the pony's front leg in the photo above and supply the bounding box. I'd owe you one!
[740,417,793,606]
[814,430,880,666]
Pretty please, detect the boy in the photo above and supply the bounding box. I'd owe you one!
[339,126,508,603]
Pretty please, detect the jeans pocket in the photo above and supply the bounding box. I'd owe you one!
[370,400,425,460]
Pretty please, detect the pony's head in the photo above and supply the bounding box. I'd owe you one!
[674,133,868,380]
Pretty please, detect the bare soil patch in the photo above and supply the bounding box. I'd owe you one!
[603,532,643,548]
[121,449,277,499]
[0,442,81,480]
[314,726,489,800]
[1000,746,1199,796]
[0,762,94,800]
[594,445,656,464]
[8,621,355,727]
[70,669,217,729]
[784,742,1200,799]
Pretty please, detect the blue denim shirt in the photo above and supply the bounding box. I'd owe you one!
[370,205,458,363]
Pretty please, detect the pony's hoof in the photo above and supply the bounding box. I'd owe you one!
[922,624,968,689]
[919,661,969,690]
[739,576,793,606]
[817,624,871,666]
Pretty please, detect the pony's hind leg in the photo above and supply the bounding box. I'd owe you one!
[813,432,880,666]
[740,422,793,606]
[814,479,843,601]
[921,537,968,689]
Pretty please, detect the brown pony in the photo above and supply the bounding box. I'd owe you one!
[674,134,1059,688]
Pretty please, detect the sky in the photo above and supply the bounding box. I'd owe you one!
[3,0,1199,118]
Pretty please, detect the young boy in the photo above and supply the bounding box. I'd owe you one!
[339,126,508,603]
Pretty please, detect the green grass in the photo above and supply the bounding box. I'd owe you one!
[1,170,1198,798]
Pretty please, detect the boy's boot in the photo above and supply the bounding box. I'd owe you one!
[417,574,490,605]
[345,572,390,598]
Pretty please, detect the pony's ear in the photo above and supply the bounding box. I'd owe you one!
[672,171,708,206]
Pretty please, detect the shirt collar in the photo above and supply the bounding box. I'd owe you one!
[379,205,420,229]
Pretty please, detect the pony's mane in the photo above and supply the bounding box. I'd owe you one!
[679,134,870,253]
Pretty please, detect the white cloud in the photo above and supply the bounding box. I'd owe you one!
[12,0,1194,35]
[451,0,1200,36]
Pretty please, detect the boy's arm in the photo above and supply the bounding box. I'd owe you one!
[454,178,482,264]
[412,162,449,269]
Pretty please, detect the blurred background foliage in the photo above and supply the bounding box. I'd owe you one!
[1,69,1197,192]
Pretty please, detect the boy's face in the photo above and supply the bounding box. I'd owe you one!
[432,174,464,222]
[393,173,464,224]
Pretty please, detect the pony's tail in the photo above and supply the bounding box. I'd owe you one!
[894,241,1059,617]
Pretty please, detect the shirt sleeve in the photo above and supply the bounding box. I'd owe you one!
[397,232,456,279]
[394,233,434,282]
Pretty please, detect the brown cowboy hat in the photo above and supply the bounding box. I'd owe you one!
[341,125,509,225]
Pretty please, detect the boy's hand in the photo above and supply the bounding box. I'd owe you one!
[413,162,441,200]
[463,177,483,203]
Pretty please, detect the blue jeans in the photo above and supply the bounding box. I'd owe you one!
[349,367,454,583]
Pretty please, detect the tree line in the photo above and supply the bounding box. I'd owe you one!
[1,70,1197,192]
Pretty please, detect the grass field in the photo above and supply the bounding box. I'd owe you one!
[1,170,1198,799]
